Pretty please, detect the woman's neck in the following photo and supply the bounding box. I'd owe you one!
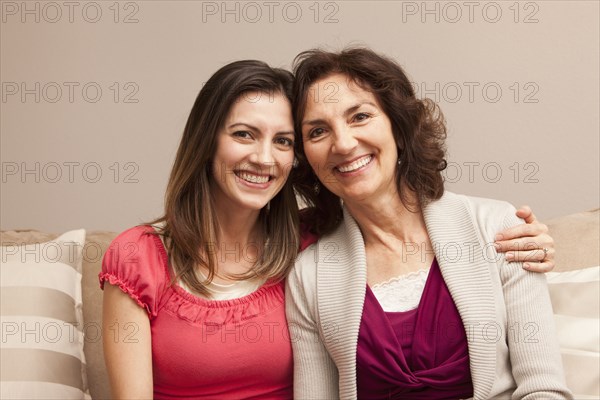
[215,206,261,243]
[344,188,428,248]
[210,204,264,279]
[345,187,433,284]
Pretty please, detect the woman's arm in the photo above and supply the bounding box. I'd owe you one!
[498,210,572,399]
[495,206,555,272]
[102,284,153,399]
[285,250,339,399]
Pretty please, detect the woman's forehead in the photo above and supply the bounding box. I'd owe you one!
[304,74,379,114]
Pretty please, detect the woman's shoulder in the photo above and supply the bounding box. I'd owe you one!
[107,225,165,256]
[433,191,519,223]
[461,193,516,211]
[431,191,523,243]
[459,192,521,228]
[100,225,170,317]
[435,191,515,211]
[102,224,169,281]
[111,224,158,244]
[423,192,523,248]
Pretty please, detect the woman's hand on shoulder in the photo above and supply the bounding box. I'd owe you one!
[494,205,555,273]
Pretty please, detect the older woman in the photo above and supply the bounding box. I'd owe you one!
[287,48,572,399]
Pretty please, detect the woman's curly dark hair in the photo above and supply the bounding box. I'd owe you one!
[292,47,448,236]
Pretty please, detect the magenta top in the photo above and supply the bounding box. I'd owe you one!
[356,259,474,399]
[99,225,295,399]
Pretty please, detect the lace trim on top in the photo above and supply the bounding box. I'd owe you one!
[179,271,266,301]
[371,268,431,312]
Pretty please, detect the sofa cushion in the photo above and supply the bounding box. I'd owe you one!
[1,230,116,400]
[545,208,599,398]
[80,231,117,400]
[547,266,599,399]
[0,229,89,399]
[545,208,599,271]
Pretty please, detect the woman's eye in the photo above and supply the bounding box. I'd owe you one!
[308,127,325,139]
[275,137,294,147]
[353,113,370,122]
[232,131,252,139]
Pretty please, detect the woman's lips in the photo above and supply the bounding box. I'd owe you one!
[335,155,373,173]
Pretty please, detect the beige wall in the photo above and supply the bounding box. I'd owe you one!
[1,0,598,233]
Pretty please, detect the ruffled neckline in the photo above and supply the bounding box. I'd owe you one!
[170,278,283,309]
[143,225,286,325]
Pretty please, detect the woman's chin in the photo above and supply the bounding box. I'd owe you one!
[334,185,377,204]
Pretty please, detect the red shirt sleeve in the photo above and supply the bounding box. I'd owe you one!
[99,225,170,318]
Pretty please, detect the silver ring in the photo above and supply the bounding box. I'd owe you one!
[542,248,549,256]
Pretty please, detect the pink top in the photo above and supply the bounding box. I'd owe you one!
[99,225,294,399]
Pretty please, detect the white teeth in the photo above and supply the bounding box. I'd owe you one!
[337,156,372,173]
[237,172,270,184]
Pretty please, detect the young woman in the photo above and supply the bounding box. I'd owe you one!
[287,47,571,399]
[100,58,557,399]
[100,61,299,399]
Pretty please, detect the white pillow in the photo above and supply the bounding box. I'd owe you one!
[547,266,600,399]
[1,229,89,399]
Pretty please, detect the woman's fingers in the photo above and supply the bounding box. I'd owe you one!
[515,205,535,223]
[523,260,556,273]
[494,206,556,272]
[495,220,548,242]
[497,234,555,273]
[504,247,553,263]
[495,234,553,253]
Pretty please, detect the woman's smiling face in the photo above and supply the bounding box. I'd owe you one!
[211,91,295,212]
[300,73,399,204]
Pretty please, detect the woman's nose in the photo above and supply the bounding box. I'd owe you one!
[249,142,276,166]
[332,127,358,155]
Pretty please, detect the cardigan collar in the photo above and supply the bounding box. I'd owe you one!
[423,192,497,399]
[315,205,368,399]
[315,192,497,399]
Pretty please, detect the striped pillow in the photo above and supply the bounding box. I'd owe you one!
[1,229,89,399]
[547,266,600,399]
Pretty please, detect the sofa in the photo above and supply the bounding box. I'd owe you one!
[1,209,598,399]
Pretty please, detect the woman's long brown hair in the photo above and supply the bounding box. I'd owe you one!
[149,60,300,297]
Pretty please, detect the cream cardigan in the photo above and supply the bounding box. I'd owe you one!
[286,192,572,399]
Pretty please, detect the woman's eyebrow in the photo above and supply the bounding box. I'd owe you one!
[276,130,296,136]
[302,101,378,127]
[301,118,326,127]
[227,122,257,130]
[228,122,294,136]
[344,102,378,117]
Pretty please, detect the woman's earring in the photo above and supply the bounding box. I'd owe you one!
[314,182,321,194]
[292,158,299,168]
